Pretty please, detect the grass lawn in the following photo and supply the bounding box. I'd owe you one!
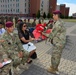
[63,19,76,22]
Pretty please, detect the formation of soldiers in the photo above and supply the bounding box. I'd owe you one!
[0,10,66,75]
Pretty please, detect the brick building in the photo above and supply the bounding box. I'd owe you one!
[49,0,57,14]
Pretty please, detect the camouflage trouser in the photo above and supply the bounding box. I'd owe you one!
[51,44,64,69]
[10,51,29,67]
[0,63,13,75]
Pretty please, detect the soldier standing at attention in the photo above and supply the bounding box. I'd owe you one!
[43,10,66,74]
[0,21,32,75]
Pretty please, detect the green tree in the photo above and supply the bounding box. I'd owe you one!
[36,10,40,18]
[47,12,51,18]
[60,14,64,18]
[68,16,73,19]
[43,12,46,19]
[65,16,69,19]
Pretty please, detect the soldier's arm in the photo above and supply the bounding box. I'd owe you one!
[47,23,53,30]
[49,24,61,39]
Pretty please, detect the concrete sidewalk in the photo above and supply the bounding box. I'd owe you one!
[21,22,76,75]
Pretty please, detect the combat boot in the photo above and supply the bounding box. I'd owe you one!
[47,66,59,74]
[19,63,28,70]
[50,66,59,71]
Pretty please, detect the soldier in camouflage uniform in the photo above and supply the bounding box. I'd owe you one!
[43,10,66,74]
[0,21,31,75]
[0,45,13,75]
[16,19,22,31]
[31,19,36,28]
[26,19,32,29]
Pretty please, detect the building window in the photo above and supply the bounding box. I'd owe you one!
[13,4,14,6]
[42,1,43,4]
[8,5,9,8]
[11,9,12,12]
[5,5,7,8]
[13,9,15,12]
[16,3,19,7]
[3,5,4,7]
[16,0,19,2]
[41,4,43,7]
[8,9,9,12]
[18,3,19,7]
[29,4,30,7]
[41,8,43,11]
[18,9,19,12]
[25,3,26,7]
[28,9,30,13]
[25,9,26,13]
[6,10,7,13]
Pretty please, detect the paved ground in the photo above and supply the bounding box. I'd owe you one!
[1,22,76,75]
[20,22,76,75]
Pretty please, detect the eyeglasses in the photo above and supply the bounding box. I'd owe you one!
[23,25,26,27]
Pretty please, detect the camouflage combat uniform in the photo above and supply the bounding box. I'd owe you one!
[0,46,13,75]
[49,19,66,69]
[31,21,36,28]
[27,22,32,29]
[0,32,29,68]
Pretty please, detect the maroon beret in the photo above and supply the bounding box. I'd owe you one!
[5,21,13,27]
[53,10,61,14]
[49,20,53,23]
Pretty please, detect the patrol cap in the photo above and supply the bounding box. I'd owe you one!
[5,21,13,27]
[53,10,61,14]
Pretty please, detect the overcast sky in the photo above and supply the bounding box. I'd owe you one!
[57,0,76,16]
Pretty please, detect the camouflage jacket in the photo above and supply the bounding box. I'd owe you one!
[0,49,8,62]
[0,32,28,58]
[49,19,66,45]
